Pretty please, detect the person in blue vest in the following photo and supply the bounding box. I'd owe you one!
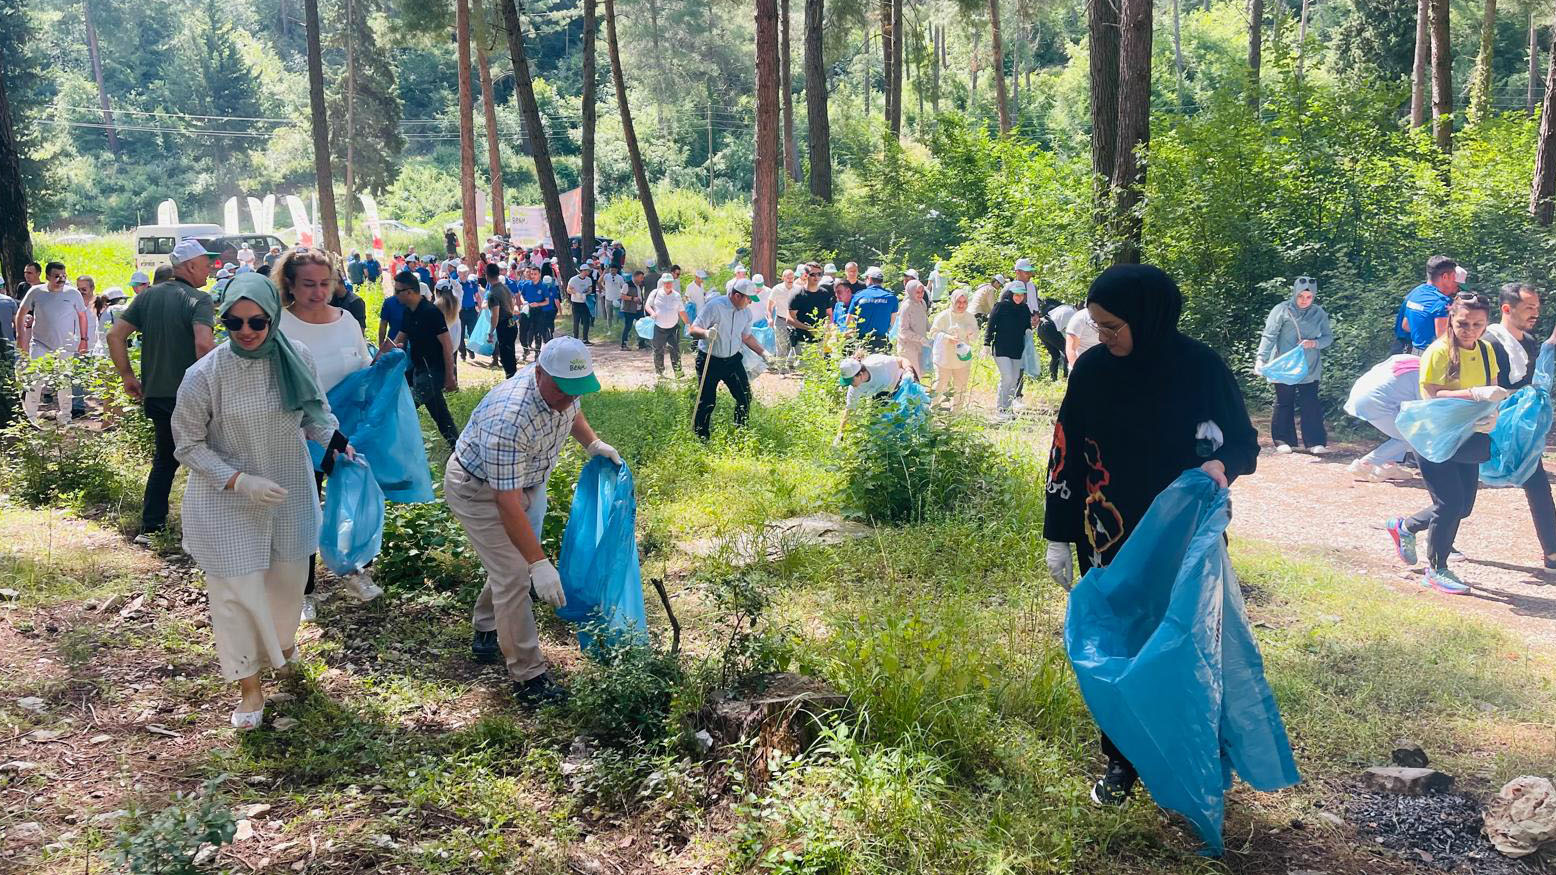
[457,264,482,361]
[847,266,899,354]
[509,266,535,362]
[519,267,556,359]
[1393,256,1458,355]
[414,256,433,289]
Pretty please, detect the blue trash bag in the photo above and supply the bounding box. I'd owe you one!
[468,309,495,356]
[1021,329,1040,375]
[918,341,934,378]
[751,320,777,353]
[635,314,656,341]
[558,457,649,654]
[1396,397,1500,464]
[683,301,698,338]
[309,349,436,503]
[586,292,598,318]
[1065,470,1300,856]
[318,456,385,575]
[1259,346,1311,385]
[883,378,930,431]
[1482,344,1556,486]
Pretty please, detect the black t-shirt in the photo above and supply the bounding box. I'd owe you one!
[1489,328,1541,391]
[401,298,449,374]
[789,288,834,336]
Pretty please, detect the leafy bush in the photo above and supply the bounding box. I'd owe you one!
[1,421,144,513]
[568,639,687,747]
[375,501,485,595]
[833,402,1004,524]
[107,779,236,875]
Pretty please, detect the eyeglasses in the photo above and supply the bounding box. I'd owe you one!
[221,315,271,332]
[394,286,415,294]
[1096,322,1123,341]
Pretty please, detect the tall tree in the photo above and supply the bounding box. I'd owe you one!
[327,0,403,198]
[604,0,671,268]
[1113,0,1153,263]
[304,0,342,253]
[989,0,1010,133]
[345,0,356,233]
[1296,0,1311,78]
[1248,0,1262,108]
[1533,6,1556,224]
[498,0,575,279]
[805,0,833,201]
[890,0,903,134]
[781,0,801,180]
[754,0,780,279]
[1430,0,1453,150]
[471,0,506,237]
[84,0,116,154]
[0,48,30,294]
[1411,0,1430,127]
[1089,0,1121,234]
[580,0,597,249]
[1530,13,1542,114]
[1467,0,1497,124]
[1171,0,1185,99]
[880,0,895,131]
[456,0,479,261]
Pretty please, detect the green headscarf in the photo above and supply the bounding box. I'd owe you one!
[220,273,332,431]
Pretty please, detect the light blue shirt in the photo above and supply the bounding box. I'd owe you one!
[693,294,755,358]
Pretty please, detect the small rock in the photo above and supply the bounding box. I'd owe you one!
[192,844,218,865]
[0,588,19,601]
[238,803,271,819]
[266,693,295,704]
[98,594,127,614]
[88,735,112,745]
[25,729,65,742]
[16,696,45,713]
[1390,740,1429,768]
[90,810,128,825]
[1315,811,1345,828]
[0,760,40,773]
[9,822,45,845]
[1361,766,1454,796]
[271,717,298,732]
[232,820,254,842]
[694,729,714,753]
[1483,775,1556,858]
[369,833,398,850]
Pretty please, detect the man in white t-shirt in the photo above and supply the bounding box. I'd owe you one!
[15,261,89,425]
[766,268,800,369]
[1066,307,1102,367]
[685,269,708,311]
[726,264,749,295]
[237,245,256,268]
[645,273,688,377]
[601,266,625,328]
[566,267,594,344]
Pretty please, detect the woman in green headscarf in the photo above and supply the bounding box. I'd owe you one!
[1255,276,1334,454]
[172,273,354,730]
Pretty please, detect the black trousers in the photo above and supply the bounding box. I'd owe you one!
[518,311,534,353]
[140,397,179,533]
[1076,547,1139,787]
[1524,465,1556,559]
[1406,457,1480,569]
[1271,381,1326,448]
[528,310,555,353]
[694,351,751,440]
[458,307,478,358]
[411,367,460,448]
[572,305,592,342]
[495,321,518,377]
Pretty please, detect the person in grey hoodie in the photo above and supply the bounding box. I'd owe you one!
[1256,276,1334,454]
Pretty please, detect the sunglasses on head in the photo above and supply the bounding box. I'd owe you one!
[1456,290,1489,305]
[221,315,271,332]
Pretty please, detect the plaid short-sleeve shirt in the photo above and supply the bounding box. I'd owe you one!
[453,367,578,492]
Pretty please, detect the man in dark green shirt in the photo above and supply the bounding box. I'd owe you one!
[106,239,219,541]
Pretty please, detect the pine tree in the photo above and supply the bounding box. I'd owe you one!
[326,0,404,194]
[184,0,264,171]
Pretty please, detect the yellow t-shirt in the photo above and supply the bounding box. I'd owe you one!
[1418,337,1499,395]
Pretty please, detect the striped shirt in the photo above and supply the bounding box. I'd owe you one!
[452,367,577,492]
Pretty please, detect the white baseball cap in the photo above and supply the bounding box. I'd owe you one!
[904,268,919,279]
[824,262,838,274]
[752,273,765,286]
[102,286,127,302]
[864,266,884,280]
[537,336,602,395]
[694,269,709,279]
[170,238,220,265]
[1013,257,1036,273]
[733,264,748,275]
[659,273,675,285]
[839,358,864,385]
[731,278,759,300]
[129,270,151,286]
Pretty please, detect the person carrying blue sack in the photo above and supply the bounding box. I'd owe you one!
[1255,275,1333,455]
[1385,292,1511,594]
[1044,264,1260,806]
[1484,282,1556,569]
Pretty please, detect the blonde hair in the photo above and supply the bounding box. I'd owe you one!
[434,285,460,322]
[272,248,336,306]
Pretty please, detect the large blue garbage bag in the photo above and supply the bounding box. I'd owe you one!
[1021,329,1040,375]
[558,457,649,654]
[1065,470,1300,856]
[319,457,385,575]
[309,349,435,503]
[683,302,698,338]
[1259,346,1311,385]
[468,309,495,355]
[1396,397,1499,464]
[635,315,656,341]
[883,378,930,431]
[751,320,777,353]
[1482,344,1556,487]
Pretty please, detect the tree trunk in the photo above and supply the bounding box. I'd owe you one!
[1534,15,1556,222]
[472,0,507,238]
[1411,0,1430,127]
[890,0,903,134]
[1089,0,1121,228]
[880,0,893,127]
[989,0,1010,133]
[304,0,341,253]
[1113,0,1153,264]
[931,24,941,115]
[754,0,780,279]
[805,0,832,201]
[1295,0,1309,78]
[499,0,576,279]
[456,0,480,262]
[1172,0,1185,101]
[781,0,801,180]
[1530,14,1541,114]
[1467,0,1496,124]
[84,0,116,154]
[604,0,671,268]
[579,0,596,249]
[0,64,32,296]
[344,0,355,235]
[1430,0,1453,151]
[1247,0,1262,109]
[970,28,980,98]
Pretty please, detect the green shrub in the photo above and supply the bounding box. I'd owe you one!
[1,421,144,513]
[833,403,1004,524]
[375,501,485,595]
[107,779,236,875]
[567,639,687,747]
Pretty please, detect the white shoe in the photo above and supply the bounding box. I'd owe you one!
[300,594,318,623]
[1347,459,1377,481]
[1011,399,1027,411]
[1275,443,1293,455]
[231,708,263,731]
[1309,445,1330,455]
[1377,463,1414,481]
[339,570,383,603]
[992,411,1013,423]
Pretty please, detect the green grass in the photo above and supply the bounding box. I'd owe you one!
[34,232,138,287]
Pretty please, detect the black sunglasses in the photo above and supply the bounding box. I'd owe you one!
[221,315,272,332]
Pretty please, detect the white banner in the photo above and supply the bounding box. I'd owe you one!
[222,197,240,234]
[246,196,277,235]
[285,195,313,247]
[156,199,179,226]
[359,193,385,263]
[509,206,547,247]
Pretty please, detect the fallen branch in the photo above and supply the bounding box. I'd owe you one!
[649,577,680,654]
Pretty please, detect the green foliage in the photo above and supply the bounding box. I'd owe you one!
[107,778,237,875]
[833,401,1004,524]
[375,500,485,595]
[324,0,405,195]
[567,639,687,747]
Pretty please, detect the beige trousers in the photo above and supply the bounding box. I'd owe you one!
[934,365,972,411]
[206,556,309,681]
[444,459,548,683]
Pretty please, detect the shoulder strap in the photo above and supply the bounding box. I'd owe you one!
[1479,340,1491,385]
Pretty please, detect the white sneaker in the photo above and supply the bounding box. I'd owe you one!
[1377,463,1414,481]
[1011,399,1027,411]
[1309,445,1330,455]
[1347,459,1377,480]
[1275,443,1293,455]
[300,594,318,623]
[339,570,384,603]
[992,411,1014,423]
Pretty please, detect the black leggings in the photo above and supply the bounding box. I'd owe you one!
[495,320,517,377]
[1271,381,1326,448]
[1406,457,1480,570]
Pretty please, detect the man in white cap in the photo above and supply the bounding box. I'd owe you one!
[448,336,620,706]
[685,269,709,311]
[847,266,899,353]
[129,270,152,297]
[725,264,749,295]
[766,268,801,369]
[1012,258,1039,313]
[106,238,218,542]
[567,265,595,344]
[690,278,768,440]
[645,272,688,378]
[16,260,90,426]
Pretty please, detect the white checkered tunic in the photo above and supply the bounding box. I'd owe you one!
[453,366,578,492]
[173,343,339,578]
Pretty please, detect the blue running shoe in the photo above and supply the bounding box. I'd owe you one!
[1424,567,1470,595]
[1386,517,1417,566]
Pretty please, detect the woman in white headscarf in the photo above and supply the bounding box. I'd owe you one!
[897,279,930,375]
[931,288,979,411]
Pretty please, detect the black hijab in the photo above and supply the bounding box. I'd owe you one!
[1085,264,1185,365]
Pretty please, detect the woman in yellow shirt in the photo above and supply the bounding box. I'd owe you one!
[1385,292,1510,594]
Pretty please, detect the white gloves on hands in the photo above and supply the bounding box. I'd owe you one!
[233,473,287,506]
[1046,541,1075,592]
[705,325,719,342]
[1469,385,1512,403]
[530,558,566,608]
[587,438,622,466]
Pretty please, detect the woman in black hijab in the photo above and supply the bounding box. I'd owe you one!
[1043,264,1259,805]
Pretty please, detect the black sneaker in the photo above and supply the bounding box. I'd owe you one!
[513,672,568,708]
[1089,761,1137,806]
[470,629,501,664]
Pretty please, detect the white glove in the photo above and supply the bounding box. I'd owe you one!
[1046,541,1075,592]
[529,558,566,608]
[1469,385,1511,403]
[705,325,719,342]
[232,473,287,507]
[587,438,622,466]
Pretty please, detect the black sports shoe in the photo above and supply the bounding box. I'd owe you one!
[1089,760,1137,806]
[470,629,501,664]
[513,672,568,708]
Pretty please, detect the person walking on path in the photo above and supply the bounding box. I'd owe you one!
[897,279,931,375]
[786,267,831,360]
[450,337,621,706]
[172,272,353,730]
[486,264,520,377]
[690,279,769,440]
[931,288,979,411]
[767,269,800,369]
[1394,256,1458,355]
[984,283,1032,421]
[1385,292,1510,595]
[107,239,219,543]
[847,267,899,354]
[15,261,90,426]
[1344,355,1423,481]
[567,266,595,344]
[1256,276,1334,455]
[386,271,461,448]
[645,273,688,378]
[619,271,647,350]
[1044,264,1259,807]
[457,265,482,361]
[1484,282,1556,568]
